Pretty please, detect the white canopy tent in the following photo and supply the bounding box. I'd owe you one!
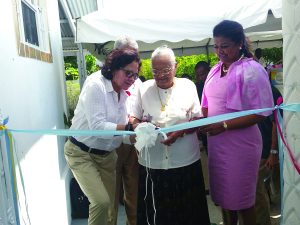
[76,0,282,59]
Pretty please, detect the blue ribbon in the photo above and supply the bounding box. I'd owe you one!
[2,103,299,136]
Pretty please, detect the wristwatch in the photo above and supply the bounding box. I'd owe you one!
[223,121,228,130]
[270,149,278,154]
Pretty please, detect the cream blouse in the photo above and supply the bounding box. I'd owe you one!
[132,78,202,169]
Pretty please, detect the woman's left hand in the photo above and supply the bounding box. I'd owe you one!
[198,122,226,136]
[129,135,136,144]
[161,130,185,146]
[265,154,279,170]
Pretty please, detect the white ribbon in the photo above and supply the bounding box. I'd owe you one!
[134,122,164,152]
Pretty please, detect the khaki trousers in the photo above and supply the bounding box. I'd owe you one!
[114,144,139,225]
[64,140,117,225]
[255,159,271,225]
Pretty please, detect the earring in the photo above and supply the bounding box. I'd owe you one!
[239,47,242,50]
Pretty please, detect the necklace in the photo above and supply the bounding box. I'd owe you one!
[156,82,174,111]
[222,64,228,73]
[222,54,244,74]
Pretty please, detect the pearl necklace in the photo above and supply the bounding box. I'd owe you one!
[222,54,244,74]
[222,64,229,73]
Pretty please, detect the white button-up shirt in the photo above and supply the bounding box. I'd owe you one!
[126,78,142,116]
[132,78,202,169]
[70,71,128,151]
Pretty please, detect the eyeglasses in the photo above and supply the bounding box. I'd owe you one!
[120,68,139,80]
[152,67,173,76]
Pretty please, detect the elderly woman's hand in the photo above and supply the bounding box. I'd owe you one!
[161,130,185,146]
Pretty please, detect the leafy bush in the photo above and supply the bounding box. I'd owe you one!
[262,47,283,65]
[85,55,98,75]
[140,54,219,81]
[139,59,152,80]
[65,63,79,80]
[65,80,80,127]
[176,54,218,80]
[64,54,99,80]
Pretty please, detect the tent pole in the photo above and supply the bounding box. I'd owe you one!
[77,43,87,90]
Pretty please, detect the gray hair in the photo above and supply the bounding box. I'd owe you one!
[113,36,139,50]
[151,45,176,64]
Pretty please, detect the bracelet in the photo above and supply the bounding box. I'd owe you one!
[223,121,228,130]
[125,123,134,131]
[270,149,278,154]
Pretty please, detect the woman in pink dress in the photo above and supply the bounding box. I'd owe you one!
[199,20,274,225]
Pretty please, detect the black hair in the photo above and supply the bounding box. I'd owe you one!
[195,61,210,71]
[254,48,262,59]
[139,75,146,82]
[101,48,141,80]
[181,73,191,80]
[213,20,253,58]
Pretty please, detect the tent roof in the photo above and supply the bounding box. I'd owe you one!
[76,0,282,44]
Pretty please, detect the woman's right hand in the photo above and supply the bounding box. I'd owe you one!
[161,130,185,146]
[132,123,140,130]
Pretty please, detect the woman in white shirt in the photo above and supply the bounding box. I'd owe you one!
[132,46,210,225]
[64,48,140,225]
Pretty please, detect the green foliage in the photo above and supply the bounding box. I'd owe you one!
[65,80,80,127]
[140,53,219,81]
[262,47,283,65]
[64,56,77,68]
[64,54,99,80]
[85,54,99,75]
[139,59,152,80]
[176,54,218,80]
[65,62,79,80]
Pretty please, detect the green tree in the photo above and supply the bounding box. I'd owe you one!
[65,62,79,80]
[64,54,99,80]
[176,54,218,80]
[85,54,99,75]
[139,59,152,80]
[262,47,283,65]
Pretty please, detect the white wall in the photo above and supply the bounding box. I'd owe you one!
[282,1,300,225]
[0,0,71,224]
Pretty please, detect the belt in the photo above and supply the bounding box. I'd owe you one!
[69,137,110,156]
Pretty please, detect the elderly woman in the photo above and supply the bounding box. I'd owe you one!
[199,20,274,225]
[132,46,210,225]
[64,48,140,225]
